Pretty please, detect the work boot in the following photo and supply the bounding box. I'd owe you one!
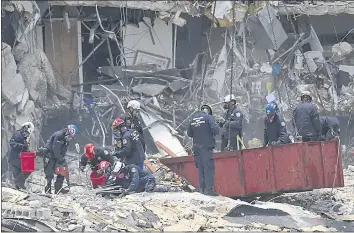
[198,188,204,194]
[204,189,219,196]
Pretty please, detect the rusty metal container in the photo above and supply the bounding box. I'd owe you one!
[159,140,344,197]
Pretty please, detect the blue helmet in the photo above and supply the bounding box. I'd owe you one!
[266,102,278,116]
[67,124,78,137]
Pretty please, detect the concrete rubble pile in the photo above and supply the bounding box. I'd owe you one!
[1,1,80,168]
[2,167,354,232]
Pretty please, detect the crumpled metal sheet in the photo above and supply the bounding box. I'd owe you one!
[49,1,194,13]
[276,1,354,15]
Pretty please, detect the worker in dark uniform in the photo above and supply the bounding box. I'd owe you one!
[292,91,321,142]
[120,100,145,151]
[320,116,340,141]
[42,124,78,194]
[107,161,156,197]
[111,118,145,170]
[263,102,291,146]
[8,122,34,190]
[220,94,244,151]
[79,143,116,171]
[187,104,219,196]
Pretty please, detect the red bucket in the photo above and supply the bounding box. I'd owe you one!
[20,152,36,173]
[90,171,106,189]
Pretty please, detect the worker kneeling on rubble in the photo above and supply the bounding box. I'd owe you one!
[40,124,78,194]
[111,118,145,170]
[79,143,116,172]
[120,100,146,151]
[263,102,291,146]
[219,94,244,151]
[187,104,219,196]
[107,161,156,197]
[8,122,34,190]
[320,116,340,141]
[292,91,321,142]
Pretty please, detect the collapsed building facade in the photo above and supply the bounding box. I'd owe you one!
[2,0,354,165]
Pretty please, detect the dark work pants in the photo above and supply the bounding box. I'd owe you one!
[44,158,65,193]
[9,160,30,189]
[221,135,240,151]
[137,174,156,192]
[193,146,215,192]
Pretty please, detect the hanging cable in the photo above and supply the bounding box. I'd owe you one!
[228,0,236,149]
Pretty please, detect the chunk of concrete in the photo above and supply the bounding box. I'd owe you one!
[13,42,30,62]
[17,88,29,114]
[1,43,17,80]
[2,73,27,105]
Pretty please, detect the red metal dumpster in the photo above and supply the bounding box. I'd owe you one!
[159,140,344,197]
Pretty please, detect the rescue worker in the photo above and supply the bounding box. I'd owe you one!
[219,94,244,151]
[107,161,156,197]
[42,124,78,194]
[263,102,291,146]
[111,118,145,170]
[319,116,340,141]
[79,143,116,172]
[8,122,34,190]
[292,91,321,142]
[120,100,145,151]
[187,104,219,196]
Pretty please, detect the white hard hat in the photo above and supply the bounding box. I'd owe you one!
[21,122,34,135]
[223,94,236,102]
[127,100,141,110]
[113,161,124,173]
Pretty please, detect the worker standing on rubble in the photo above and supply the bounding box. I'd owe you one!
[292,91,321,142]
[8,122,35,190]
[187,104,219,196]
[111,118,145,170]
[220,94,244,151]
[120,100,145,151]
[263,102,291,146]
[79,143,116,172]
[42,124,78,194]
[319,116,340,141]
[106,161,156,197]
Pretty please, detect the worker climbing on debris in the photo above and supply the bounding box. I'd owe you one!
[292,91,321,142]
[111,117,145,170]
[263,102,291,146]
[120,100,146,151]
[219,94,244,151]
[41,124,78,194]
[79,143,116,172]
[106,161,156,197]
[187,104,219,196]
[8,122,35,190]
[319,116,340,141]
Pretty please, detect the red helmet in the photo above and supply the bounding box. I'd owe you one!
[84,143,96,160]
[112,117,124,130]
[98,160,111,170]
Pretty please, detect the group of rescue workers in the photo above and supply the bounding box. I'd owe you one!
[8,100,155,197]
[187,91,340,196]
[8,91,340,197]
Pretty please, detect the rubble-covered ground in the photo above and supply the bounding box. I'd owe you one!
[2,162,354,232]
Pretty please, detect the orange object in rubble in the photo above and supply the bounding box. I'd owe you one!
[20,152,36,173]
[160,140,344,198]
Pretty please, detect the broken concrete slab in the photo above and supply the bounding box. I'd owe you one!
[2,73,27,106]
[12,42,30,62]
[247,6,288,50]
[17,88,29,114]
